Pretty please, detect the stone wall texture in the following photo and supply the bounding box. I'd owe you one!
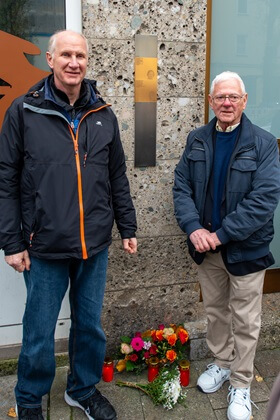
[82,0,208,353]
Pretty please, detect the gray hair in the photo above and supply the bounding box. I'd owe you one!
[47,29,89,57]
[210,71,246,95]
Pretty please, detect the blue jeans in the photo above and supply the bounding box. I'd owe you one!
[15,248,108,408]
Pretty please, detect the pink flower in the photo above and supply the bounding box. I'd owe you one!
[158,324,165,330]
[135,331,142,338]
[131,336,144,351]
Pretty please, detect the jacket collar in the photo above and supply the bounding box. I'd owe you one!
[24,75,104,109]
[199,113,254,150]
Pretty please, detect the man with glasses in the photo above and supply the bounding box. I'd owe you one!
[173,71,280,420]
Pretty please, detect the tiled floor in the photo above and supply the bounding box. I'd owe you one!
[1,348,279,420]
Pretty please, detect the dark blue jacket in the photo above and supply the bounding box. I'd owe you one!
[173,113,280,264]
[0,76,137,259]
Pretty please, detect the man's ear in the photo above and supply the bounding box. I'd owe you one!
[208,94,214,109]
[46,51,53,69]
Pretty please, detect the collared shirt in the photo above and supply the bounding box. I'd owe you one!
[216,122,240,132]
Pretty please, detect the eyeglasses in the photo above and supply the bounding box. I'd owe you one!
[212,94,244,104]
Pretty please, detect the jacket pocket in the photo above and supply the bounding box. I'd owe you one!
[187,144,206,183]
[229,153,257,193]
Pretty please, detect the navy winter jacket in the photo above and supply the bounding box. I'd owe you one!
[0,76,137,259]
[173,114,280,264]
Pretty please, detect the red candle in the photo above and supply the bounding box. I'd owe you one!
[102,357,114,382]
[179,360,190,387]
[148,357,160,382]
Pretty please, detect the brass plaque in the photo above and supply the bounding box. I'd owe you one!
[135,57,157,103]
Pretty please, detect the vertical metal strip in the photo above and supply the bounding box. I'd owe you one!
[134,35,158,167]
[205,0,213,124]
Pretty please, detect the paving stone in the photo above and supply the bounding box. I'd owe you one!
[215,401,268,420]
[49,366,71,419]
[141,386,217,420]
[0,349,279,419]
[264,376,276,390]
[254,348,280,377]
[0,374,17,420]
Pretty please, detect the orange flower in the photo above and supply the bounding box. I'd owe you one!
[167,333,177,346]
[142,329,152,338]
[155,330,164,341]
[178,328,189,345]
[151,329,157,341]
[166,349,177,362]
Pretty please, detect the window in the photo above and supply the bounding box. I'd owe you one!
[238,0,248,15]
[208,0,280,269]
[236,34,247,56]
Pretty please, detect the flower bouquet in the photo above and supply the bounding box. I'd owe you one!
[116,365,186,410]
[115,324,189,373]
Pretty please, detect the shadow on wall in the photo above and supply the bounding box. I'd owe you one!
[0,30,50,128]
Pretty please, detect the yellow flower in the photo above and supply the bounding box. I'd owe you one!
[116,359,127,372]
[163,327,175,339]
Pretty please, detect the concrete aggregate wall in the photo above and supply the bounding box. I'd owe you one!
[83,0,208,353]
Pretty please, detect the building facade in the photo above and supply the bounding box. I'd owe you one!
[0,0,279,357]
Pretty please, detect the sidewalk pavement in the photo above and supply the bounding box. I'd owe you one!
[0,348,279,420]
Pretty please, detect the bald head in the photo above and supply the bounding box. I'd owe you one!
[47,30,89,58]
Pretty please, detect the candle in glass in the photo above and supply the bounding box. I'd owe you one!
[179,359,190,386]
[148,356,160,382]
[102,357,114,382]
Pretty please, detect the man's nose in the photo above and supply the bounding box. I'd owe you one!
[223,97,232,105]
[69,56,79,67]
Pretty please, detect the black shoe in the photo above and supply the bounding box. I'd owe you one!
[64,389,117,420]
[16,405,44,420]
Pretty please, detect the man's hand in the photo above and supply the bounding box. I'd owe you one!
[122,238,137,254]
[209,232,222,247]
[4,250,31,272]
[189,228,217,253]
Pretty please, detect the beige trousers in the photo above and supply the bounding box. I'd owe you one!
[198,251,265,388]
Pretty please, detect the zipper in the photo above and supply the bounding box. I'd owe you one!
[68,104,111,260]
[192,146,205,151]
[235,156,255,160]
[193,137,211,219]
[29,232,34,247]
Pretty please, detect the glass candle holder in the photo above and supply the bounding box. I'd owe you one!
[179,359,190,387]
[102,357,114,382]
[148,356,160,382]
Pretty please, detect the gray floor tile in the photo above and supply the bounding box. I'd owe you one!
[254,349,280,377]
[49,366,70,419]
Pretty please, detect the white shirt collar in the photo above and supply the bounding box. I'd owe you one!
[216,122,240,132]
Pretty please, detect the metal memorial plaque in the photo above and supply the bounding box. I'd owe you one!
[134,35,157,167]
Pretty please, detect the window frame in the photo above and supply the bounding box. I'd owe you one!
[65,0,82,32]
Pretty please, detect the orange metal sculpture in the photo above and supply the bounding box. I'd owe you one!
[0,30,50,128]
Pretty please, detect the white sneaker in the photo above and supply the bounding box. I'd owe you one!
[227,386,257,420]
[197,363,231,393]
